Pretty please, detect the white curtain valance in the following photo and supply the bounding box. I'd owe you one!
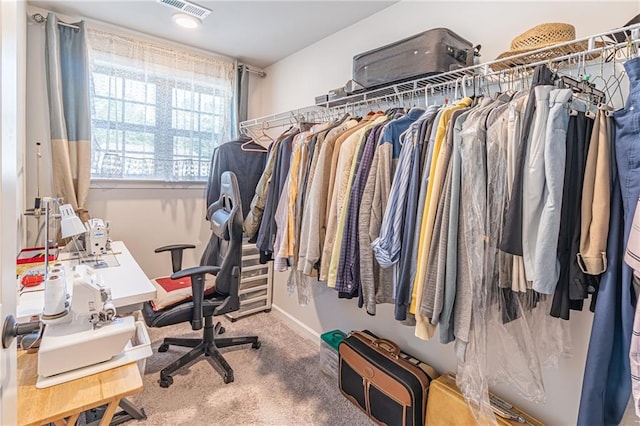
[87,29,235,85]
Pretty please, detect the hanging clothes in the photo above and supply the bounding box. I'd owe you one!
[411,97,473,340]
[420,107,468,323]
[578,110,612,277]
[247,58,627,418]
[326,114,388,288]
[551,107,597,319]
[390,107,439,320]
[244,139,280,238]
[335,122,387,299]
[500,65,556,256]
[438,107,470,342]
[358,108,425,313]
[297,119,358,276]
[579,56,640,425]
[256,131,298,262]
[321,115,381,282]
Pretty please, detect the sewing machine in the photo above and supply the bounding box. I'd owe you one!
[61,216,111,258]
[85,218,109,256]
[37,264,137,381]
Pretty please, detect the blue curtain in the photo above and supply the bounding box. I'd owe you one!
[233,63,249,139]
[45,13,91,221]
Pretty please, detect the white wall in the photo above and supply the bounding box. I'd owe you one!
[247,69,264,121]
[85,183,210,278]
[257,1,640,425]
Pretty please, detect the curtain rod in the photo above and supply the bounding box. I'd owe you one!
[239,64,267,78]
[32,13,79,30]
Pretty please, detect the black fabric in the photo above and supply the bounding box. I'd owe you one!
[369,385,406,426]
[551,113,588,320]
[206,138,267,220]
[142,295,224,328]
[551,113,591,319]
[500,65,556,255]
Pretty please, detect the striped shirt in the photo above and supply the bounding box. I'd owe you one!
[371,108,437,269]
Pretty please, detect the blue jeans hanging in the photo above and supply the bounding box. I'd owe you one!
[578,56,640,425]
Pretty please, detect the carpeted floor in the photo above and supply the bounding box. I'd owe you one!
[128,312,373,425]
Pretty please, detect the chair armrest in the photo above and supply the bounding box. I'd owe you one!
[170,266,221,331]
[155,244,196,274]
[170,266,221,280]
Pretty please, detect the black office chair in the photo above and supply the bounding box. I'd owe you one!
[142,171,260,388]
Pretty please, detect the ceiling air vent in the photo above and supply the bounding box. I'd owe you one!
[157,0,211,20]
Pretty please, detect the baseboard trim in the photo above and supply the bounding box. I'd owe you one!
[271,304,320,343]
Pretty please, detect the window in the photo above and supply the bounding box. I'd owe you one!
[87,29,235,181]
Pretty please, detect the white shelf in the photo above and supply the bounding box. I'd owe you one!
[239,285,268,296]
[240,23,640,133]
[241,273,270,283]
[242,264,267,273]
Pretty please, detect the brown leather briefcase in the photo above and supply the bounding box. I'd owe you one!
[338,330,437,426]
[425,373,545,425]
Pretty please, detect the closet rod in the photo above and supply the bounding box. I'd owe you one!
[240,106,324,133]
[240,23,640,135]
[32,13,80,30]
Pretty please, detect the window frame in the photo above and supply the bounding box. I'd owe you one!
[88,40,234,184]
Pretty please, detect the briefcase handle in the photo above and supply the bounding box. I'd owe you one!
[372,338,400,358]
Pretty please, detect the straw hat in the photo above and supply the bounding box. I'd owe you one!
[493,22,604,69]
[497,23,580,59]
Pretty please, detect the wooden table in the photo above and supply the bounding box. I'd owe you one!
[17,350,144,426]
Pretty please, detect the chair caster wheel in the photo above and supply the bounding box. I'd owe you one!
[224,373,234,384]
[252,341,261,349]
[159,375,173,388]
[158,344,169,353]
[218,326,225,335]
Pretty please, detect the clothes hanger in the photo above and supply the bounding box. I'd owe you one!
[579,53,599,119]
[461,75,470,99]
[240,138,266,153]
[424,84,431,107]
[589,49,610,114]
[519,66,530,91]
[241,124,270,153]
[602,48,627,111]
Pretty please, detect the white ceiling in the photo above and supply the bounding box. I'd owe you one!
[28,0,396,68]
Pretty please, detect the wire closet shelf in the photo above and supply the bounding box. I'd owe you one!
[240,23,640,136]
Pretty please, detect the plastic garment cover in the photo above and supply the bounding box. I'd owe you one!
[287,268,312,306]
[455,93,572,423]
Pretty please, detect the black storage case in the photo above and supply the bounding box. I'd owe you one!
[352,28,474,90]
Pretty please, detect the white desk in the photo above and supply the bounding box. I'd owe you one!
[17,241,157,320]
